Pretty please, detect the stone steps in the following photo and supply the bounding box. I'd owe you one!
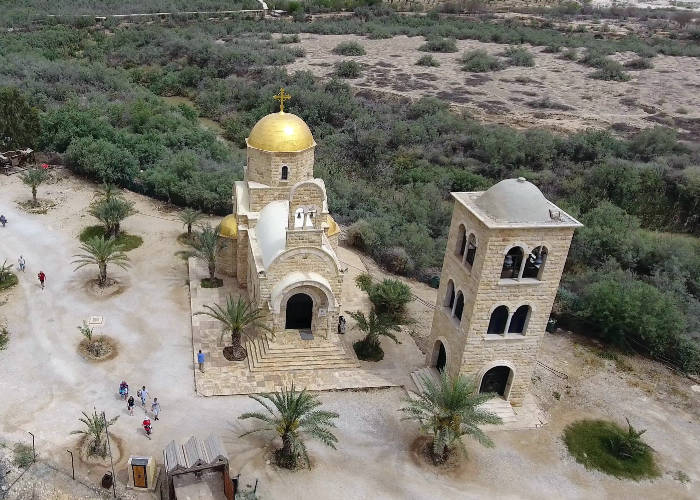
[246,337,359,373]
[409,367,440,394]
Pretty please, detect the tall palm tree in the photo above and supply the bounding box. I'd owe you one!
[347,309,401,360]
[400,372,502,464]
[19,167,48,206]
[178,207,205,237]
[195,295,271,360]
[239,384,339,469]
[89,196,135,238]
[191,225,223,282]
[70,411,118,458]
[72,236,130,287]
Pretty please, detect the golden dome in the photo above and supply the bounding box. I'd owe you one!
[246,111,315,152]
[326,214,340,237]
[218,214,238,239]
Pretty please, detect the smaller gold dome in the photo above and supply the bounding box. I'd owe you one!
[246,111,315,152]
[326,214,340,237]
[218,214,238,239]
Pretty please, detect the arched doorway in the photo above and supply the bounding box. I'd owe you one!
[285,293,313,330]
[479,366,512,397]
[435,341,447,372]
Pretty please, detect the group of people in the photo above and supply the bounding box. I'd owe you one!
[12,254,46,289]
[119,381,161,438]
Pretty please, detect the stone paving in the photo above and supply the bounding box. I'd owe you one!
[189,257,408,396]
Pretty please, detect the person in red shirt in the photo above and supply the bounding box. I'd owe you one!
[38,271,46,289]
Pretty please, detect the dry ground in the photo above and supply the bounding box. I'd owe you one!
[284,33,700,138]
[1,172,699,499]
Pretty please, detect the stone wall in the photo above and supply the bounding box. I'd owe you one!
[217,236,237,276]
[248,186,290,213]
[286,229,324,248]
[246,146,314,187]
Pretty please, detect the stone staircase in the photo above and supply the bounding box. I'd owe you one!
[409,366,518,425]
[246,336,359,373]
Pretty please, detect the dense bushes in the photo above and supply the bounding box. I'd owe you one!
[415,54,440,67]
[460,50,504,72]
[332,41,366,55]
[335,60,362,78]
[418,37,458,53]
[501,46,535,67]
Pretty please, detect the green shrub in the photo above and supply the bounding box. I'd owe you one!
[79,225,143,252]
[335,60,362,78]
[367,279,413,317]
[418,37,458,53]
[460,50,504,72]
[563,419,659,480]
[590,59,631,81]
[561,48,578,60]
[502,46,535,67]
[543,44,561,53]
[278,34,300,44]
[624,57,653,70]
[13,443,34,468]
[355,272,374,293]
[332,41,366,56]
[0,326,9,350]
[415,54,440,67]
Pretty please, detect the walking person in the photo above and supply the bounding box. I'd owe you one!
[138,386,148,407]
[151,398,160,421]
[0,215,6,227]
[127,395,135,416]
[18,256,25,272]
[37,271,46,289]
[197,350,205,373]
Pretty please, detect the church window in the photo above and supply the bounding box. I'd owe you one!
[522,246,547,280]
[508,305,531,334]
[281,165,288,180]
[465,234,477,266]
[488,306,509,334]
[501,247,524,279]
[456,224,467,258]
[444,280,455,309]
[453,291,465,321]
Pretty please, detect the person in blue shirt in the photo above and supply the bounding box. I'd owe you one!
[197,350,205,373]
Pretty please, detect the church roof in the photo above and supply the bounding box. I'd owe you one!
[326,214,340,237]
[256,200,289,268]
[246,111,315,152]
[453,177,582,228]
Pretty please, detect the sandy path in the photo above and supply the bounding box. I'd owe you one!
[1,172,699,499]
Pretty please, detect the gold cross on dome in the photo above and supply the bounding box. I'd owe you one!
[273,87,291,112]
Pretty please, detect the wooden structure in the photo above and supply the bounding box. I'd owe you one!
[162,435,234,500]
[127,456,158,491]
[0,148,34,175]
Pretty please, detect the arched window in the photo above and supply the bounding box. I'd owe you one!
[281,165,288,180]
[456,224,466,258]
[501,247,524,279]
[487,306,509,334]
[508,305,531,334]
[443,280,455,309]
[466,233,477,266]
[522,246,547,280]
[453,291,465,320]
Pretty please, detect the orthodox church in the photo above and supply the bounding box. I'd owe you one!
[216,90,343,340]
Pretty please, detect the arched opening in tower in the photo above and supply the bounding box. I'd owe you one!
[435,341,447,372]
[285,293,313,330]
[479,366,512,397]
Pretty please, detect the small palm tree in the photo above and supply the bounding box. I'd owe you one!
[347,309,401,361]
[89,196,135,238]
[0,260,14,283]
[78,321,100,356]
[400,372,502,464]
[72,236,130,287]
[195,295,271,360]
[70,411,118,458]
[179,207,205,237]
[369,278,412,318]
[19,167,48,206]
[95,182,119,201]
[191,225,223,282]
[239,384,339,469]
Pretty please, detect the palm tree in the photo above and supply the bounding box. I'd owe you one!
[400,372,502,464]
[72,236,130,287]
[195,295,271,361]
[347,309,401,361]
[239,384,339,469]
[178,207,205,237]
[369,278,412,318]
[191,225,223,282]
[70,411,118,458]
[0,260,14,283]
[19,167,48,206]
[89,196,135,238]
[95,182,119,201]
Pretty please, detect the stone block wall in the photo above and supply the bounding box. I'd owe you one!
[286,229,323,248]
[248,186,290,213]
[246,146,314,187]
[217,236,237,276]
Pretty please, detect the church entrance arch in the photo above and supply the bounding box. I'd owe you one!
[479,366,512,397]
[285,293,313,330]
[435,341,447,372]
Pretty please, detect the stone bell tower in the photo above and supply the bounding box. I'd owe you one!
[423,178,582,406]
